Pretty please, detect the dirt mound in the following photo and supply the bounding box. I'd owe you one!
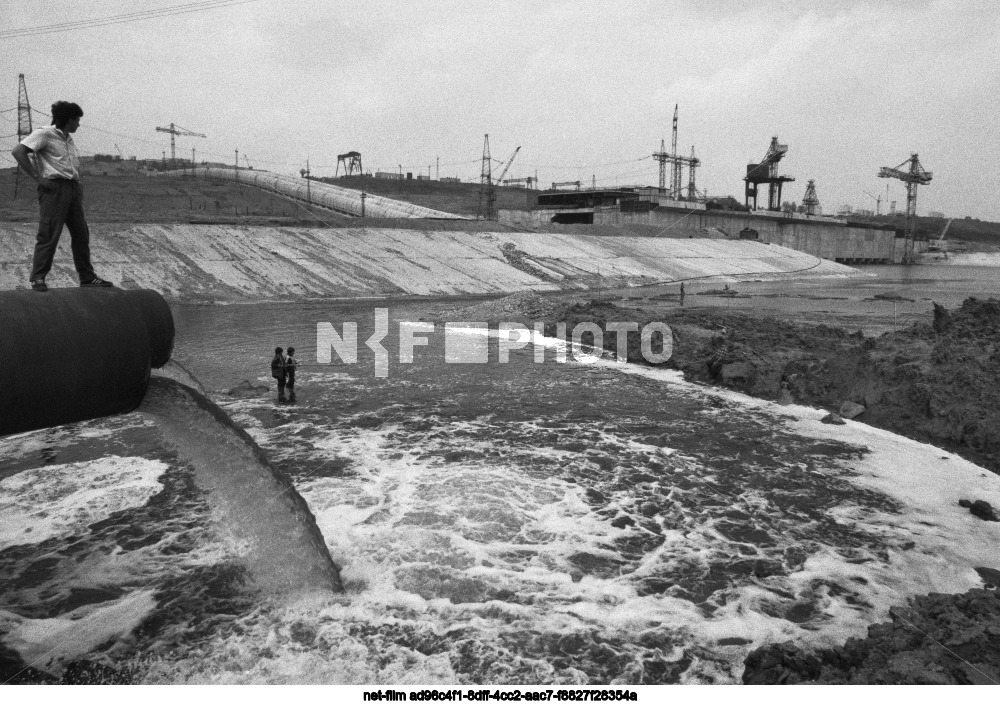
[742,589,1000,684]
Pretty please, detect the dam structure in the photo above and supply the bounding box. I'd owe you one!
[499,189,910,264]
[0,223,857,302]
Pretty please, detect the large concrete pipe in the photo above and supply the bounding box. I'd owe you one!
[0,288,174,436]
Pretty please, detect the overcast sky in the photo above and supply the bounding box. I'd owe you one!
[2,0,998,219]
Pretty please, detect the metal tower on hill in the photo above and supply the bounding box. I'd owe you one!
[155,123,206,166]
[879,153,932,264]
[13,74,33,198]
[477,134,496,220]
[652,105,700,201]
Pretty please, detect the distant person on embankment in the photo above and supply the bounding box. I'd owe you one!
[680,282,685,307]
[10,101,114,292]
[271,346,287,400]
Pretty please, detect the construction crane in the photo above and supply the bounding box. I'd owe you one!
[863,190,883,216]
[652,104,700,201]
[336,151,362,177]
[155,123,206,165]
[745,136,795,211]
[493,146,520,186]
[878,153,932,264]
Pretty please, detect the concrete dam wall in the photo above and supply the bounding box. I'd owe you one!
[502,205,905,264]
[0,224,857,301]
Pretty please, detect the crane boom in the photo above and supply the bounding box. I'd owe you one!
[494,146,520,185]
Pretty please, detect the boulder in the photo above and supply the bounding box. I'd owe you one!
[959,499,999,522]
[839,401,866,419]
[821,412,846,425]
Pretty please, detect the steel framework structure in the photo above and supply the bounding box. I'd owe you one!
[652,105,700,200]
[336,151,363,177]
[744,136,795,211]
[879,153,932,263]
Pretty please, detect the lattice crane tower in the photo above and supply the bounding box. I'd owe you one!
[155,123,206,165]
[802,179,820,215]
[477,134,496,220]
[879,153,932,264]
[12,75,34,197]
[652,105,700,201]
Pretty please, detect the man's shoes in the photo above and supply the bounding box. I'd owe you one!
[30,280,48,292]
[80,277,114,288]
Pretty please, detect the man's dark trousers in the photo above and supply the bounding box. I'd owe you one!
[31,179,96,283]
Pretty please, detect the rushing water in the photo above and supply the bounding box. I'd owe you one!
[150,291,1000,683]
[3,267,1000,684]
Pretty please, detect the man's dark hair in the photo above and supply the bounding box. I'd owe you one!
[274,347,283,354]
[287,347,295,355]
[50,101,83,129]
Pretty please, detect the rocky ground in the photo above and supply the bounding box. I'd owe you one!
[446,291,1000,684]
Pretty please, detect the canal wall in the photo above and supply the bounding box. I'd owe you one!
[0,223,858,302]
[500,206,906,264]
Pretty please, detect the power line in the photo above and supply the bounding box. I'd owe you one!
[0,0,266,39]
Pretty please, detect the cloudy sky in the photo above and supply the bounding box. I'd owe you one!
[2,0,998,219]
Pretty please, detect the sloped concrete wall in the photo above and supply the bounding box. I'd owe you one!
[0,224,858,302]
[505,206,899,262]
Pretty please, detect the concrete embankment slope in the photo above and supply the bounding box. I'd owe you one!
[0,224,858,300]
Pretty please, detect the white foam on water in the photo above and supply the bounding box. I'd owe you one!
[0,456,168,550]
[0,416,155,465]
[0,590,158,674]
[166,328,1000,685]
[568,346,1000,627]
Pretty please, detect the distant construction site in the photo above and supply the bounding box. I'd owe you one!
[2,73,948,267]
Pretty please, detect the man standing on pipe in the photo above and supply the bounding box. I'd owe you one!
[11,101,114,292]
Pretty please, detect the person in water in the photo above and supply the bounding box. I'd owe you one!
[285,347,297,391]
[271,346,286,397]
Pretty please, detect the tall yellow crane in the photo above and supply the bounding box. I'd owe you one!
[155,123,206,166]
[878,153,932,264]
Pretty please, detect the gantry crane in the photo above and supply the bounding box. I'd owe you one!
[878,153,932,264]
[745,137,794,211]
[155,123,206,165]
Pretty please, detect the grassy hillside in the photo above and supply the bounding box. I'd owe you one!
[853,212,1000,246]
[324,175,536,217]
[0,168,537,225]
[0,170,355,226]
